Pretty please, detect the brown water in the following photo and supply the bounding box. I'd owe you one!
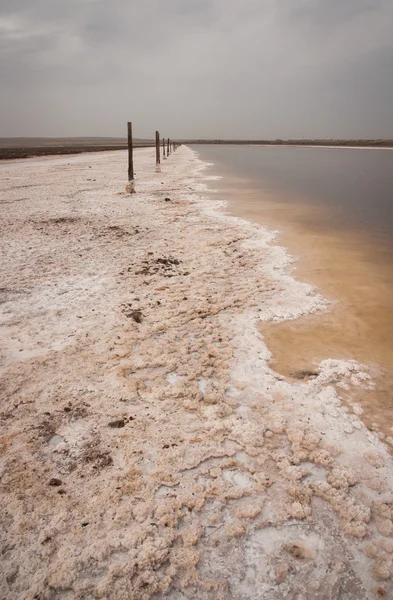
[194,145,393,442]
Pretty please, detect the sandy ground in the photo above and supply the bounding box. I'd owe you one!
[1,147,393,600]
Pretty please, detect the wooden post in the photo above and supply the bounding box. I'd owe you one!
[163,136,166,159]
[155,131,160,171]
[167,138,170,156]
[126,121,135,193]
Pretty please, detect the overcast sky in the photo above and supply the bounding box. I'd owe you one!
[1,0,392,138]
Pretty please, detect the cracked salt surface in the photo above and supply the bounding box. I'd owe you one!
[0,147,393,599]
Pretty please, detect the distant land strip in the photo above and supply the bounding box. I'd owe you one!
[1,137,392,159]
[0,138,154,160]
[184,139,393,147]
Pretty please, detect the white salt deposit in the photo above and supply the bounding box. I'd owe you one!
[0,147,392,599]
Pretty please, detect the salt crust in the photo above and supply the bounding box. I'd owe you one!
[0,147,392,599]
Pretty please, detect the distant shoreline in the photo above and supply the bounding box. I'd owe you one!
[1,138,393,160]
[253,144,393,150]
[187,140,393,148]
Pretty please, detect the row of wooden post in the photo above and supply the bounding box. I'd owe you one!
[155,130,178,168]
[126,122,179,194]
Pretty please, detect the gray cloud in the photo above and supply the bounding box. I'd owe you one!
[284,0,377,30]
[0,0,392,137]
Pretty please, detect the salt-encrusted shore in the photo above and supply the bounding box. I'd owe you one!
[1,146,392,599]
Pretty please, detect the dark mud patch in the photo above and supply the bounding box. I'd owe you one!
[108,419,126,428]
[134,256,187,278]
[121,305,144,323]
[106,225,133,237]
[46,217,80,225]
[83,446,113,470]
[290,370,319,381]
[32,217,82,234]
[62,402,89,419]
[99,225,146,239]
[48,478,63,487]
[37,418,59,443]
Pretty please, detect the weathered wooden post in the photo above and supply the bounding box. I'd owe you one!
[155,130,160,171]
[126,121,135,193]
[163,136,166,159]
[167,138,170,156]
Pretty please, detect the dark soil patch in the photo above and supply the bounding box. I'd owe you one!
[83,448,113,469]
[291,370,319,380]
[108,419,126,428]
[37,418,58,442]
[121,306,143,323]
[62,403,89,419]
[48,478,63,487]
[134,256,185,278]
[285,543,308,560]
[47,217,80,225]
[156,258,180,266]
[105,225,135,238]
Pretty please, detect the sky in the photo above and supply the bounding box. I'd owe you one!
[1,0,393,139]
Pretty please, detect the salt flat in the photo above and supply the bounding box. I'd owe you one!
[0,147,392,599]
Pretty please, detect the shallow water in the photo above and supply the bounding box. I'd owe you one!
[193,144,393,441]
[195,145,393,241]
